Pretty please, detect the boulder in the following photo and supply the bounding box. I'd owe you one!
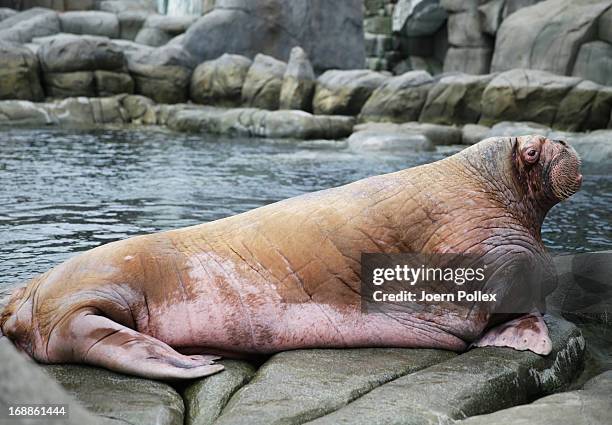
[485,121,552,138]
[134,27,171,47]
[190,54,252,107]
[279,46,316,111]
[94,70,134,96]
[183,360,256,425]
[490,0,612,75]
[121,94,157,124]
[355,121,462,145]
[0,7,16,22]
[459,371,612,425]
[313,70,389,116]
[0,41,44,101]
[443,47,492,74]
[135,13,196,47]
[556,81,612,131]
[37,34,125,73]
[572,41,612,87]
[43,71,96,97]
[478,0,505,35]
[420,73,494,125]
[117,10,149,40]
[0,339,103,425]
[447,10,490,47]
[392,55,443,76]
[42,96,128,125]
[215,349,455,425]
[0,100,53,125]
[241,54,287,110]
[99,0,156,14]
[125,44,197,103]
[307,316,584,424]
[599,7,612,43]
[182,0,366,73]
[59,11,119,38]
[439,0,482,12]
[167,107,355,140]
[348,128,435,153]
[364,15,392,35]
[45,365,183,425]
[359,70,433,122]
[0,7,60,43]
[462,123,490,144]
[392,0,448,37]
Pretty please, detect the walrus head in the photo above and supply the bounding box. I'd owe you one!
[512,135,582,205]
[0,285,36,355]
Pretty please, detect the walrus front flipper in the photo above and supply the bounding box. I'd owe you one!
[472,310,552,355]
[66,313,224,380]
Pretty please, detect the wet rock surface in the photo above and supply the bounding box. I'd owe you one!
[190,54,252,107]
[241,54,287,110]
[0,40,44,101]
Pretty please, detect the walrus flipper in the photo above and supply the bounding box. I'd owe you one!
[68,313,224,379]
[472,310,552,355]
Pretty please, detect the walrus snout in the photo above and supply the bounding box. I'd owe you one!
[548,141,582,201]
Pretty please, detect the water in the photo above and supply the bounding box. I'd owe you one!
[0,127,610,288]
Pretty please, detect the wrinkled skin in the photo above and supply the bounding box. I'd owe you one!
[0,135,582,380]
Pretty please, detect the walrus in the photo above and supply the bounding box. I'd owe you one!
[0,135,582,380]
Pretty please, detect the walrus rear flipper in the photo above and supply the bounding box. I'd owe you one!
[472,310,552,355]
[67,313,224,380]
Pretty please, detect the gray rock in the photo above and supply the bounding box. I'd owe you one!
[359,70,433,123]
[215,348,455,425]
[59,11,119,38]
[478,0,505,35]
[279,46,316,111]
[485,121,552,138]
[440,0,483,12]
[121,94,157,124]
[308,316,585,424]
[45,365,183,425]
[0,100,53,125]
[491,0,612,75]
[480,69,580,127]
[94,70,134,96]
[0,7,60,43]
[99,0,156,14]
[190,54,252,107]
[43,71,96,97]
[313,70,389,116]
[43,96,128,125]
[572,41,612,87]
[443,46,492,74]
[38,34,126,73]
[348,128,435,152]
[241,54,287,110]
[134,27,171,47]
[167,107,355,140]
[0,40,44,101]
[364,15,392,35]
[125,44,197,103]
[117,10,149,41]
[556,81,612,131]
[0,7,17,22]
[447,10,490,47]
[462,123,490,144]
[392,55,443,76]
[183,360,256,425]
[459,371,612,425]
[392,0,448,37]
[599,7,612,43]
[135,13,197,46]
[420,73,494,125]
[0,339,103,425]
[355,121,462,146]
[182,0,366,73]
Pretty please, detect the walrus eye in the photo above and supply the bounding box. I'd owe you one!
[524,148,540,164]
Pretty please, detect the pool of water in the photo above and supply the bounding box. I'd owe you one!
[0,127,610,288]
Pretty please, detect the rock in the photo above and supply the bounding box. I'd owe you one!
[392,55,443,76]
[550,130,612,173]
[43,96,128,125]
[125,44,197,103]
[117,10,149,41]
[167,107,355,140]
[355,121,462,145]
[313,70,389,116]
[348,129,435,152]
[556,81,612,131]
[99,0,156,14]
[420,73,494,125]
[167,34,184,45]
[0,100,53,125]
[440,0,482,12]
[43,71,96,97]
[38,34,126,73]
[59,11,119,38]
[462,123,490,144]
[0,339,103,425]
[364,32,394,58]
[121,94,156,124]
[94,70,134,96]
[182,0,366,73]
[190,54,251,107]
[459,371,612,425]
[0,7,60,43]
[241,54,287,110]
[0,41,44,101]
[135,13,196,46]
[491,0,612,75]
[443,47,492,74]
[215,348,455,425]
[548,251,612,327]
[447,10,490,47]
[485,121,552,138]
[572,41,612,87]
[599,7,612,43]
[307,316,585,424]
[0,7,17,22]
[478,0,505,35]
[392,0,448,37]
[359,70,433,123]
[364,15,392,35]
[480,69,580,127]
[45,365,183,425]
[279,46,316,111]
[134,27,171,47]
[183,360,256,425]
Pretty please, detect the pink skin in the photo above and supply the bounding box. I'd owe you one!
[0,135,582,380]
